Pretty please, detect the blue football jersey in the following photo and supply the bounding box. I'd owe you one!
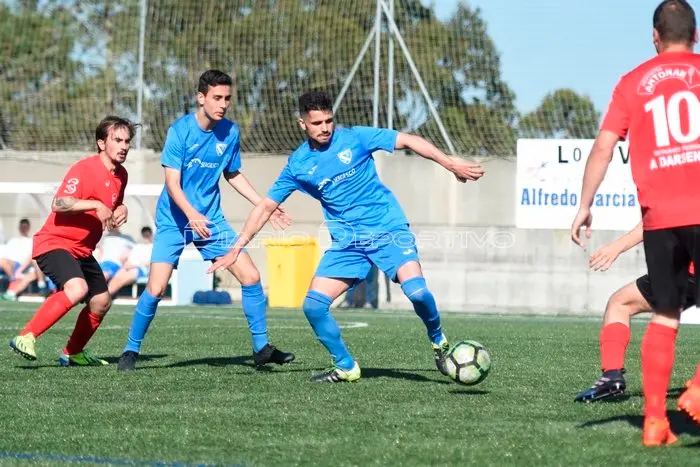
[267,126,408,241]
[156,114,241,228]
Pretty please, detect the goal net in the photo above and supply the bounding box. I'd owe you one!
[1,0,598,159]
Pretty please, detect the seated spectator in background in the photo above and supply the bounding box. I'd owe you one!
[1,266,53,301]
[108,227,153,297]
[95,227,134,280]
[0,218,33,282]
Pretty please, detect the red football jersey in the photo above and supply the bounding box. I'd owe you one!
[601,51,700,230]
[33,155,128,259]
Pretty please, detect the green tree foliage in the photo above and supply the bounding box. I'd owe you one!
[0,0,598,156]
[519,89,601,139]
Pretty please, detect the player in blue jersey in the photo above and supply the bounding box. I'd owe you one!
[117,70,295,371]
[208,91,485,382]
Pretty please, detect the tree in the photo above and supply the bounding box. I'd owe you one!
[1,0,518,155]
[518,89,600,139]
[0,2,76,149]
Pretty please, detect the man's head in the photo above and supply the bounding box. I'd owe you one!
[653,0,697,52]
[141,226,153,243]
[298,91,334,147]
[197,70,233,123]
[18,218,30,236]
[96,116,136,166]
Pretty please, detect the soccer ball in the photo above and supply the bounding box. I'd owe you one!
[444,340,491,386]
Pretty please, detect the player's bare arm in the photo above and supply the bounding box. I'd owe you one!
[224,170,292,231]
[164,167,211,239]
[571,130,620,249]
[394,133,485,182]
[208,197,279,273]
[53,196,112,228]
[589,221,643,272]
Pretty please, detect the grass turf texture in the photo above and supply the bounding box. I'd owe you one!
[1,302,700,466]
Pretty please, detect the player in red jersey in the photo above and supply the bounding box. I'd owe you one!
[571,0,700,446]
[9,116,134,366]
[574,221,696,403]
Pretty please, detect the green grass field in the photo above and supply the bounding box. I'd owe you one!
[1,302,700,466]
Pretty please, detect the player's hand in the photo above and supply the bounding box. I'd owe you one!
[95,203,113,230]
[571,208,593,250]
[450,158,485,183]
[112,204,128,227]
[187,212,212,239]
[269,207,292,231]
[208,247,241,273]
[589,242,623,272]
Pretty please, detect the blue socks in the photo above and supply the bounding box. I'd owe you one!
[401,277,443,345]
[124,290,160,353]
[303,291,355,370]
[241,282,269,353]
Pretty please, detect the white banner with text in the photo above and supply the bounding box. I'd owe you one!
[516,139,641,231]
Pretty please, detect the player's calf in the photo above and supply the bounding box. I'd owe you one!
[400,276,449,373]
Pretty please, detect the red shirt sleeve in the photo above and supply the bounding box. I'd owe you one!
[55,163,86,199]
[600,80,630,140]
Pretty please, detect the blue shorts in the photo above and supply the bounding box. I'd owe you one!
[315,227,420,283]
[100,261,121,279]
[151,220,238,267]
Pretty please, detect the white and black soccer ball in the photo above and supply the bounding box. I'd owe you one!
[444,340,491,386]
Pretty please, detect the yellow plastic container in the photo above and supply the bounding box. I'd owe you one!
[264,237,321,308]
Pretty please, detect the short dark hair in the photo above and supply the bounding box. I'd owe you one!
[198,70,233,95]
[95,116,136,149]
[19,218,29,226]
[654,0,696,45]
[141,226,153,236]
[298,91,333,115]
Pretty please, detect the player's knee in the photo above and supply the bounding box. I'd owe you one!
[90,294,112,317]
[237,265,261,286]
[401,277,433,305]
[606,289,644,319]
[146,281,167,299]
[63,278,89,304]
[302,293,329,321]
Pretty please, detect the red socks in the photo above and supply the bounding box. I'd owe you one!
[64,307,104,355]
[641,322,678,419]
[21,291,73,338]
[600,322,631,372]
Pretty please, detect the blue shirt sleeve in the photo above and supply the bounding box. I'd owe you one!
[161,126,184,170]
[352,126,398,153]
[225,134,242,173]
[267,164,300,204]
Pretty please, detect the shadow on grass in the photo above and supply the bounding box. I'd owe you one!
[448,388,490,395]
[16,353,169,370]
[622,387,685,400]
[361,367,452,384]
[159,356,310,374]
[579,410,700,438]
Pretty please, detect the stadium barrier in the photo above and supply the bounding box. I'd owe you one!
[0,182,213,306]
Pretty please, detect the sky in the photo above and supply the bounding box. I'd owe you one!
[419,0,667,114]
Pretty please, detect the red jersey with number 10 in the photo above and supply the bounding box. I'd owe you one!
[601,51,700,230]
[33,155,128,259]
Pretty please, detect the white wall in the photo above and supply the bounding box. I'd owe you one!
[0,150,646,315]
